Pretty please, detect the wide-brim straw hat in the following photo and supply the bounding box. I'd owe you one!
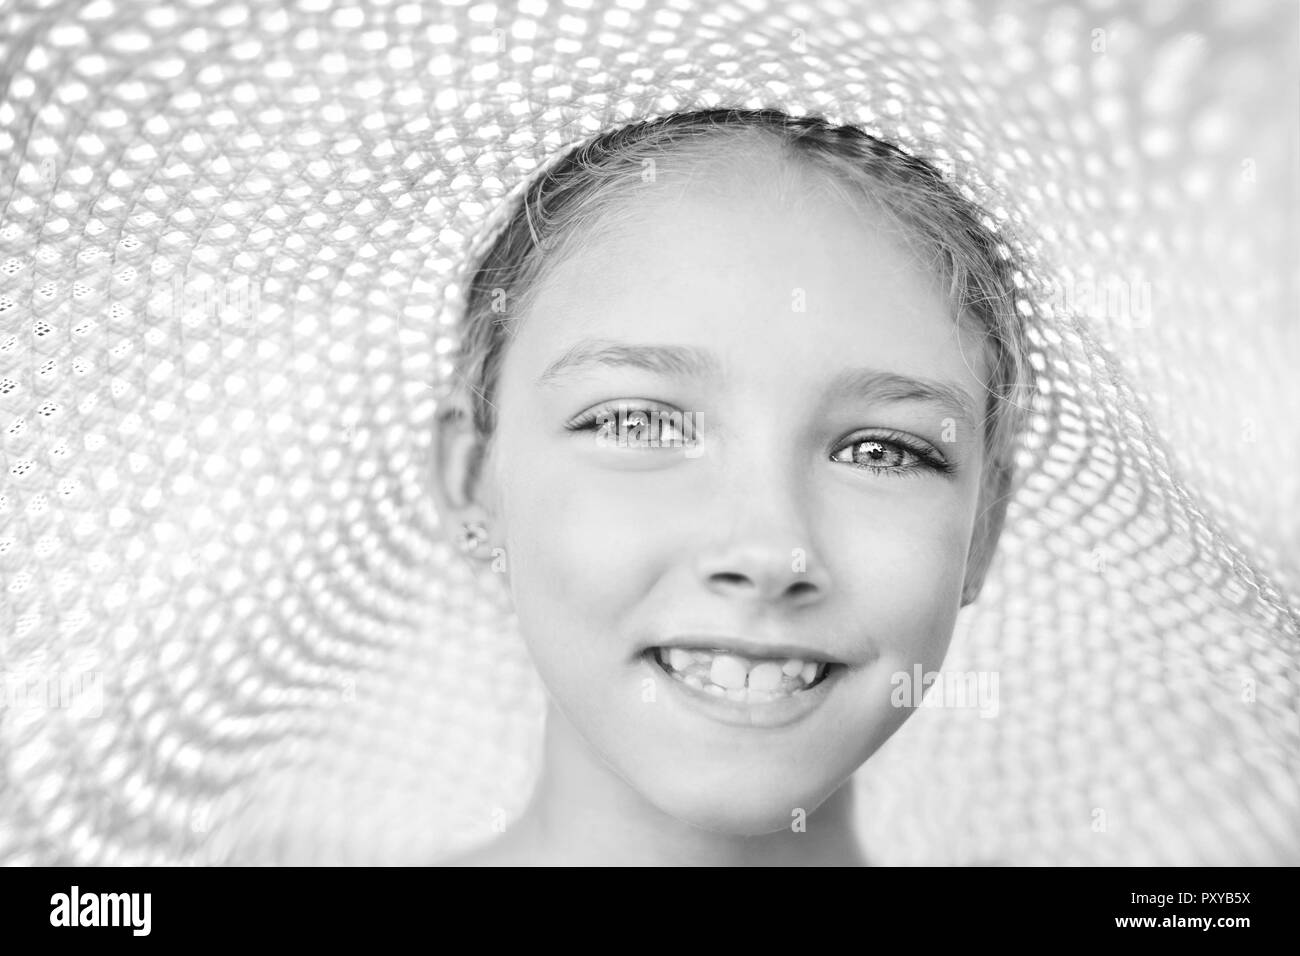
[1,0,1296,865]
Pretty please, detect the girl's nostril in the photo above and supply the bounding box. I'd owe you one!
[712,572,751,587]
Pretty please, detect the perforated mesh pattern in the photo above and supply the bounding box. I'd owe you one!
[0,0,1296,864]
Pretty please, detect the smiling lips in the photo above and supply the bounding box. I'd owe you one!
[651,646,833,704]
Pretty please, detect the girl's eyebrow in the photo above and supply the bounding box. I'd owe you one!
[535,338,722,386]
[536,337,979,433]
[831,367,980,435]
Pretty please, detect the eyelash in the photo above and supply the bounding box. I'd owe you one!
[832,429,955,478]
[564,402,954,478]
[564,400,692,441]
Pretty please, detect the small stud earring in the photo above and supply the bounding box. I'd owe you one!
[455,520,489,554]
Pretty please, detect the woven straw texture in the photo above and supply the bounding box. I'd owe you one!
[0,0,1297,865]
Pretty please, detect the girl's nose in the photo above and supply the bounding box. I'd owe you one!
[691,470,832,609]
[698,553,826,608]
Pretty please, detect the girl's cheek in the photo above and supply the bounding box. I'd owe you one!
[499,454,642,635]
[835,499,971,652]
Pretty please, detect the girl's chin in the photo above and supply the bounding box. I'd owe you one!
[665,809,825,838]
[631,772,849,836]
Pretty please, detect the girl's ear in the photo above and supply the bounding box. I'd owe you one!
[960,458,1014,607]
[431,394,499,565]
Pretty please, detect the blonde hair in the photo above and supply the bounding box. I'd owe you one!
[449,108,1033,599]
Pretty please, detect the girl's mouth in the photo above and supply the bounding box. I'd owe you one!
[648,646,837,704]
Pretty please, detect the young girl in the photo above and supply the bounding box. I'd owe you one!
[431,108,1032,865]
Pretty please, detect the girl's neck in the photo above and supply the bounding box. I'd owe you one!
[498,702,869,866]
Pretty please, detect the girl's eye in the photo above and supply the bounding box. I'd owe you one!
[564,401,693,447]
[566,406,950,478]
[830,433,953,478]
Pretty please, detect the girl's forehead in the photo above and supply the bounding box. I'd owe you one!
[536,173,937,311]
[510,174,988,390]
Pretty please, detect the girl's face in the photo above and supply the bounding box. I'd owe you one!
[483,158,992,834]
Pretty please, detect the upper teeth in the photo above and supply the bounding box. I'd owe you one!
[659,647,826,695]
